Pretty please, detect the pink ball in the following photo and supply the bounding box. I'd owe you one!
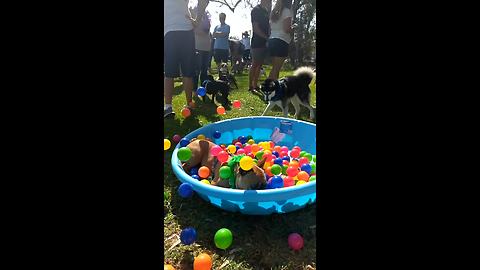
[210,145,222,156]
[288,233,304,251]
[290,149,300,159]
[281,146,289,152]
[292,146,302,152]
[236,148,245,155]
[217,151,229,163]
[172,134,182,144]
[243,145,252,153]
[298,157,309,166]
[235,142,243,148]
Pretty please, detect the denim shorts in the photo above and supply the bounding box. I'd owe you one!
[164,30,195,78]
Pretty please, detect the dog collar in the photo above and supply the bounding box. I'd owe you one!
[271,80,287,101]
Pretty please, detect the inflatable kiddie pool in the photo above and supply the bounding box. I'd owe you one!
[171,116,316,215]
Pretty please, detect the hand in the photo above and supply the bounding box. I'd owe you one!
[185,15,199,28]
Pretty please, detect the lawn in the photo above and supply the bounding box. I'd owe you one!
[164,63,317,270]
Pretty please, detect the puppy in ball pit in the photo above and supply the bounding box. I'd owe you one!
[182,138,267,190]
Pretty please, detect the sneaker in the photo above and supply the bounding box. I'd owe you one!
[164,107,175,118]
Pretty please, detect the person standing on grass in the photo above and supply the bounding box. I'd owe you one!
[192,9,212,89]
[212,13,230,72]
[249,0,271,92]
[163,0,209,118]
[241,31,251,65]
[267,0,294,80]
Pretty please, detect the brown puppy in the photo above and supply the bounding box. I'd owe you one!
[182,139,267,190]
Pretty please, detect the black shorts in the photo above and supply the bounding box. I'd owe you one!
[267,38,289,57]
[164,30,195,78]
[214,49,229,63]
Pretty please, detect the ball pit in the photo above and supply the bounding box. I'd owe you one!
[171,117,316,215]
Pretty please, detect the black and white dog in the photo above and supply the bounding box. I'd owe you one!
[260,67,316,119]
[218,63,238,89]
[201,75,230,106]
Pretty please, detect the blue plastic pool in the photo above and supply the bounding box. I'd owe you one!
[171,116,317,215]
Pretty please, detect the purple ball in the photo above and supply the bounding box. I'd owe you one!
[288,233,304,251]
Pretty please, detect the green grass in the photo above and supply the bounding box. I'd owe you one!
[164,63,317,270]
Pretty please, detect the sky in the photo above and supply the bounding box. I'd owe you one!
[188,0,255,39]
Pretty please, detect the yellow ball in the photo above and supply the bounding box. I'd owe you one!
[164,139,171,150]
[262,142,271,150]
[201,180,210,185]
[197,134,206,140]
[296,180,307,185]
[247,139,255,145]
[227,145,236,154]
[164,265,175,270]
[239,156,254,171]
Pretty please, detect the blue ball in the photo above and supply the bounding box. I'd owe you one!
[213,131,221,139]
[301,164,312,175]
[190,167,199,175]
[273,158,283,166]
[180,138,189,147]
[197,87,206,97]
[238,136,247,144]
[236,145,240,150]
[282,156,291,162]
[266,178,273,189]
[191,174,200,180]
[178,183,194,198]
[271,175,284,189]
[180,227,197,245]
[272,151,280,158]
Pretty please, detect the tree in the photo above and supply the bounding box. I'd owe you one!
[208,0,244,12]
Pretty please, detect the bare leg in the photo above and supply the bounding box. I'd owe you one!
[182,77,193,105]
[164,77,174,105]
[249,60,262,90]
[268,57,287,80]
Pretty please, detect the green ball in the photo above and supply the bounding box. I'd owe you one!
[270,164,282,175]
[309,175,316,181]
[299,151,307,157]
[313,155,316,162]
[304,153,313,162]
[310,163,316,174]
[282,165,288,175]
[177,147,192,161]
[219,166,232,179]
[255,151,264,160]
[214,228,233,250]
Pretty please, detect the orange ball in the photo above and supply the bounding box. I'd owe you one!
[274,146,282,153]
[198,166,210,179]
[181,107,191,118]
[164,265,175,270]
[193,253,212,270]
[290,160,299,168]
[251,144,260,153]
[265,166,274,177]
[217,106,226,115]
[297,171,310,181]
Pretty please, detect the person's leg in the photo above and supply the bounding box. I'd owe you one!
[193,50,201,89]
[164,77,174,106]
[268,56,286,80]
[179,30,196,108]
[199,51,209,84]
[164,31,180,117]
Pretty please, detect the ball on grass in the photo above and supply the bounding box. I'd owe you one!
[193,253,212,270]
[288,233,304,251]
[181,107,191,118]
[164,139,171,150]
[178,183,194,198]
[233,100,241,108]
[216,106,226,115]
[180,227,197,245]
[214,228,233,250]
[172,134,182,144]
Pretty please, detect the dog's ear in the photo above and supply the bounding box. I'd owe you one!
[251,165,266,182]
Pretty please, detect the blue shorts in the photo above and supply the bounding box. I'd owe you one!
[164,30,195,78]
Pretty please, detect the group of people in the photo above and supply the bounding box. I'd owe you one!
[164,0,294,118]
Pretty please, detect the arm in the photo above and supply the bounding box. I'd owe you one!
[283,17,294,34]
[213,25,229,38]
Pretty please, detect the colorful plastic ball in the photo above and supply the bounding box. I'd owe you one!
[299,157,309,166]
[299,151,307,157]
[232,100,241,108]
[310,163,316,174]
[251,144,260,153]
[290,149,300,158]
[274,145,282,153]
[301,164,312,174]
[292,146,302,152]
[270,175,284,188]
[217,151,229,163]
[288,233,304,251]
[238,136,247,144]
[180,139,190,148]
[272,151,280,158]
[255,151,264,160]
[273,158,283,166]
[270,164,282,175]
[313,155,316,162]
[226,145,236,154]
[282,165,288,175]
[247,152,255,159]
[214,228,233,250]
[181,107,191,117]
[177,147,192,161]
[309,175,316,181]
[265,166,273,177]
[193,253,212,270]
[219,166,232,179]
[197,134,206,140]
[289,160,300,168]
[172,134,182,144]
[282,156,291,162]
[237,148,245,155]
[178,183,194,198]
[216,106,226,115]
[280,151,288,158]
[198,166,210,178]
[281,146,289,152]
[296,180,307,185]
[239,156,254,171]
[191,175,200,180]
[282,160,290,166]
[286,166,299,177]
[210,145,222,156]
[201,179,211,184]
[213,130,221,139]
[247,139,255,145]
[243,144,252,153]
[164,265,175,270]
[197,86,206,96]
[164,139,171,150]
[284,176,295,187]
[297,171,310,181]
[304,153,313,162]
[180,227,197,245]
